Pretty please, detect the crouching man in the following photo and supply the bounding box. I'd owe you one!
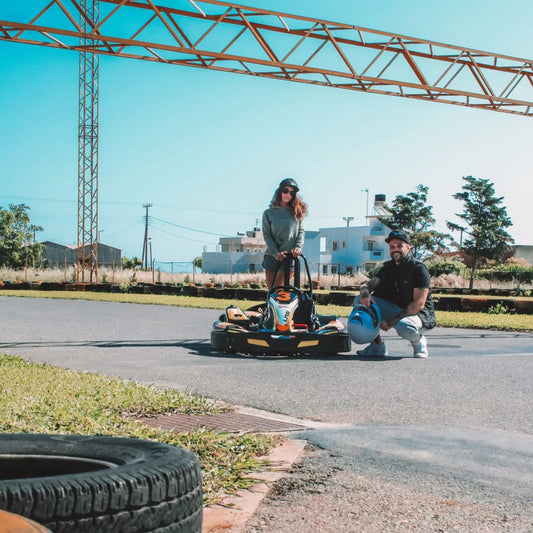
[353,230,436,358]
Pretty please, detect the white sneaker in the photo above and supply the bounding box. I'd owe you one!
[356,341,387,356]
[412,335,428,358]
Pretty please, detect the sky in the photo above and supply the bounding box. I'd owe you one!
[1,0,532,271]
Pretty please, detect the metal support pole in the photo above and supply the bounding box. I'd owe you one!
[343,216,354,274]
[77,0,99,282]
[141,203,152,269]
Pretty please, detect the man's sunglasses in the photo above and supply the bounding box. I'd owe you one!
[282,188,296,196]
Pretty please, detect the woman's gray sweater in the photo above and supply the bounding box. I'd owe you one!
[262,206,305,258]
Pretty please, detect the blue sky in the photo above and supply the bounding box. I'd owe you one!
[1,0,532,270]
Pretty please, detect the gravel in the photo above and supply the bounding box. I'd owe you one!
[244,445,533,533]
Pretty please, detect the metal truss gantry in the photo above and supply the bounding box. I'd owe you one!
[3,0,532,115]
[1,0,532,281]
[77,0,99,282]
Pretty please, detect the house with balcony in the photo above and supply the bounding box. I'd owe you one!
[311,194,391,275]
[201,195,391,275]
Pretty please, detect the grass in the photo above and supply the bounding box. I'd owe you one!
[2,289,532,331]
[0,354,278,504]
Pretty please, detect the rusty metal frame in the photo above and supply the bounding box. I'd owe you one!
[1,0,532,116]
[77,0,99,282]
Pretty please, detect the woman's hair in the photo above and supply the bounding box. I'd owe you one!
[271,186,308,219]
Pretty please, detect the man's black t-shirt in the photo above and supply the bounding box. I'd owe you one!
[373,255,436,329]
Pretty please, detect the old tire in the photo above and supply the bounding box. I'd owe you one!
[0,433,202,533]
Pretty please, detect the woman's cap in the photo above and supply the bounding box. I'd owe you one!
[278,178,299,192]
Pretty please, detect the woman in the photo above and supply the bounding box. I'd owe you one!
[262,178,308,289]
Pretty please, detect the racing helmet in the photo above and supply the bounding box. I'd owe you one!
[278,178,299,192]
[347,303,382,344]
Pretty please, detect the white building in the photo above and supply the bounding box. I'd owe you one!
[201,227,267,274]
[202,195,392,275]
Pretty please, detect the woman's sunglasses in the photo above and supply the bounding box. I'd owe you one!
[282,188,296,197]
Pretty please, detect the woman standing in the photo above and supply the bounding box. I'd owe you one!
[262,178,308,289]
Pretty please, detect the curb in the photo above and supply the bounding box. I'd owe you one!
[202,439,307,533]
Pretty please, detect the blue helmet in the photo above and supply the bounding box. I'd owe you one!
[348,303,382,344]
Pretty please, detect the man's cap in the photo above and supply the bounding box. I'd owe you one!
[278,178,299,192]
[385,229,410,244]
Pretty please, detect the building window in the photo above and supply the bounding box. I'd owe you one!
[249,264,256,272]
[342,241,346,249]
[332,241,339,251]
[331,265,338,274]
[367,241,374,251]
[346,266,353,275]
[320,237,326,252]
[322,265,328,275]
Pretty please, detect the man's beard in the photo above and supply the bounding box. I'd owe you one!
[391,251,404,264]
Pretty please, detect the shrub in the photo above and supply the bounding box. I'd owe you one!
[488,302,510,315]
[425,256,465,277]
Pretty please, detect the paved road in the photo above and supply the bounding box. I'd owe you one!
[1,296,532,531]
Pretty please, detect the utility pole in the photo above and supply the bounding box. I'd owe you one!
[361,188,369,219]
[343,216,354,275]
[141,203,152,269]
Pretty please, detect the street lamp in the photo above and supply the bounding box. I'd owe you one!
[343,216,354,275]
[98,229,104,242]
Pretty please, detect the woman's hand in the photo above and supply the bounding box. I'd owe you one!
[276,251,288,261]
[291,247,302,256]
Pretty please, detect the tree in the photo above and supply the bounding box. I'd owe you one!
[450,176,514,289]
[192,256,202,271]
[0,204,43,268]
[121,256,142,269]
[379,184,451,259]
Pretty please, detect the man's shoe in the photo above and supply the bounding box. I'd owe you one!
[356,341,387,357]
[412,335,428,358]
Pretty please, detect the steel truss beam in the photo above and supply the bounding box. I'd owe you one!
[1,0,532,116]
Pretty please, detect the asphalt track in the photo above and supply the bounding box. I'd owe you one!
[1,296,532,531]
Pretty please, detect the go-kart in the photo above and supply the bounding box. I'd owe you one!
[211,254,351,355]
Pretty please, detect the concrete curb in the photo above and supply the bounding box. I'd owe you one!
[202,439,308,533]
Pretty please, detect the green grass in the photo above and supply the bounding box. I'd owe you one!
[0,353,278,504]
[2,289,532,331]
[433,310,533,330]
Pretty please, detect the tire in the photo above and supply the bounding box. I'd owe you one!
[0,433,203,533]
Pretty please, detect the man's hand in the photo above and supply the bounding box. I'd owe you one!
[276,251,288,261]
[380,320,392,331]
[360,296,372,307]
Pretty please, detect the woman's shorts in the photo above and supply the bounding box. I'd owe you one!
[262,254,295,272]
[262,254,279,272]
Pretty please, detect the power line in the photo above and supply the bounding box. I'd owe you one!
[150,216,232,237]
[150,224,218,245]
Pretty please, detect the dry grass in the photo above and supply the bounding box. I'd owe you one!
[1,266,370,289]
[2,266,531,292]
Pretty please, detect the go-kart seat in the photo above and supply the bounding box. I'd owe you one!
[292,294,320,331]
